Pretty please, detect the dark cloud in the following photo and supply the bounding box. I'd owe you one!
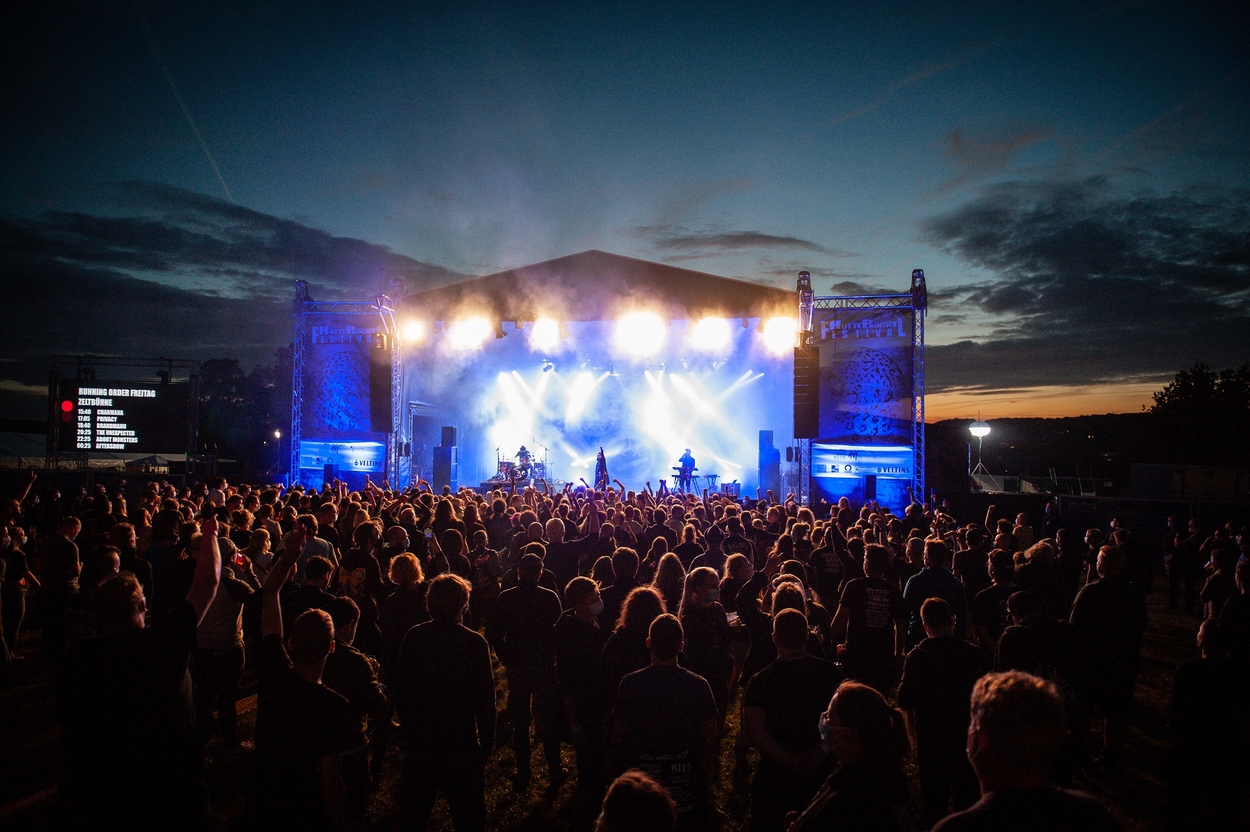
[0,182,466,418]
[923,177,1250,392]
[751,257,885,291]
[828,279,897,296]
[628,224,853,257]
[935,127,1050,193]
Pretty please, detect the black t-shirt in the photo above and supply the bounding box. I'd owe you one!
[1220,592,1250,665]
[995,616,1077,683]
[1201,571,1237,618]
[1169,656,1250,759]
[41,534,80,594]
[743,654,844,756]
[723,532,756,565]
[322,642,389,729]
[377,583,429,674]
[690,549,727,576]
[932,786,1121,832]
[672,541,704,568]
[489,581,563,668]
[613,664,717,754]
[838,576,905,659]
[544,540,581,598]
[809,543,860,601]
[602,627,651,697]
[896,635,990,749]
[249,634,362,826]
[553,610,609,702]
[60,599,201,821]
[2,548,28,589]
[680,602,734,708]
[972,582,1018,644]
[392,619,497,756]
[1070,576,1147,672]
[954,547,992,600]
[598,577,640,630]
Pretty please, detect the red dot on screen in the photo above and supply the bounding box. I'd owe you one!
[61,400,74,412]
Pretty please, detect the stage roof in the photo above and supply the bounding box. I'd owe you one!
[400,250,796,322]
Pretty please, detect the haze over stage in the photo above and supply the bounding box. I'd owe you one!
[399,251,799,492]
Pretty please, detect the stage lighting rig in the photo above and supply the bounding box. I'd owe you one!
[402,320,427,343]
[530,317,561,352]
[761,316,797,355]
[448,317,491,350]
[615,312,666,356]
[689,317,731,352]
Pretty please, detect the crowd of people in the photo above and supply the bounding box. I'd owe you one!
[1,468,1247,831]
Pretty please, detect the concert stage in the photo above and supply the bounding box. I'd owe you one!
[288,250,926,508]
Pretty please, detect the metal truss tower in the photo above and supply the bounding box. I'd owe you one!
[290,284,403,487]
[802,271,928,502]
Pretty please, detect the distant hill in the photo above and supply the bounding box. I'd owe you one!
[926,413,1157,496]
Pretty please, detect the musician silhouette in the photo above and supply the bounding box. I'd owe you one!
[677,448,696,492]
[595,447,609,490]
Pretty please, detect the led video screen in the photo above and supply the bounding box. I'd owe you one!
[55,381,191,454]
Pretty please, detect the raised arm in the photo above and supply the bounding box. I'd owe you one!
[15,469,36,506]
[262,526,303,639]
[186,515,222,625]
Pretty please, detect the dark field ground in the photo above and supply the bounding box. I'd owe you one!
[0,576,1204,831]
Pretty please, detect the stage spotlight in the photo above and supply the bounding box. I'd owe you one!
[530,317,560,352]
[402,320,426,343]
[447,317,492,350]
[689,317,731,352]
[616,312,665,355]
[761,316,797,355]
[542,361,554,373]
[494,321,507,339]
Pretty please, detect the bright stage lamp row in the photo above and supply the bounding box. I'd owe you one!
[401,315,799,355]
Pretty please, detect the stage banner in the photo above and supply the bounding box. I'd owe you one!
[814,308,913,445]
[302,315,386,441]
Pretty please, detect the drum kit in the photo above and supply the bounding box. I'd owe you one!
[494,444,547,485]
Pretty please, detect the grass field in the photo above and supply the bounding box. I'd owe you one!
[0,578,1202,831]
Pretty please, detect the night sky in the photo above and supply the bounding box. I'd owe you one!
[2,1,1247,421]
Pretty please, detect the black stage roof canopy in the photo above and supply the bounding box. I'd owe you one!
[400,250,796,323]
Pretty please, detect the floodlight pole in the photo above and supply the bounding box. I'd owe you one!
[969,420,991,489]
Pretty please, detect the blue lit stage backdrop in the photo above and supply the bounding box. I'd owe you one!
[811,308,915,508]
[403,318,793,492]
[297,314,391,489]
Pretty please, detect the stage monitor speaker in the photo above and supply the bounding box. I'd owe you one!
[441,426,458,447]
[323,463,339,485]
[758,430,781,497]
[864,474,877,501]
[793,345,820,439]
[369,350,392,433]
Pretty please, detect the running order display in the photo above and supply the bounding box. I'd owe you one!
[55,380,191,454]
